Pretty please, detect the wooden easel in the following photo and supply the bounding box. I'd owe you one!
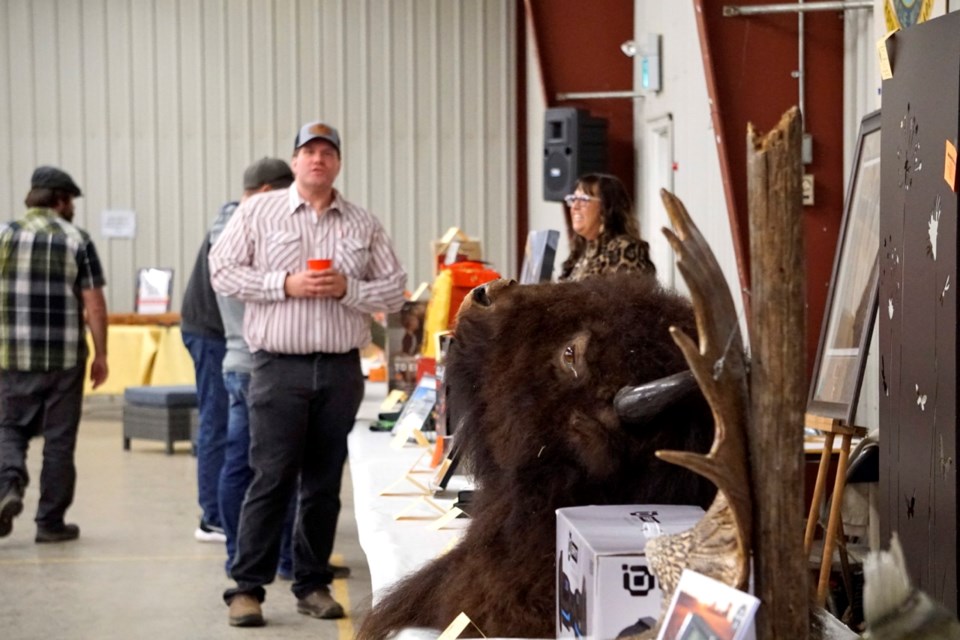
[803,413,868,606]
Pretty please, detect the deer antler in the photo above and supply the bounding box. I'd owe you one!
[642,190,753,600]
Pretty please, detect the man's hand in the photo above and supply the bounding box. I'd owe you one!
[284,268,347,299]
[89,354,109,389]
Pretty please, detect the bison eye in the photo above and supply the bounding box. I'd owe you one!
[562,345,577,377]
[559,331,590,381]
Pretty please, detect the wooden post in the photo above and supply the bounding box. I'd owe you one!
[746,106,809,639]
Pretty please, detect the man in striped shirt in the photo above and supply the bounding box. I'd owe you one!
[0,166,108,544]
[211,122,406,627]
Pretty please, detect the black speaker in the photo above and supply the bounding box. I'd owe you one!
[543,107,608,202]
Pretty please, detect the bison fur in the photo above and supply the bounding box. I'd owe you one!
[358,274,717,639]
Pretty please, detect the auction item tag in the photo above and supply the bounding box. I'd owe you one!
[876,29,897,80]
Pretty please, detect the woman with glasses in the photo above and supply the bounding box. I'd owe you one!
[558,173,656,282]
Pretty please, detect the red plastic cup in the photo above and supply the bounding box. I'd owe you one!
[307,258,332,271]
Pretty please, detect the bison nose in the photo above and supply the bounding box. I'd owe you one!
[472,284,493,307]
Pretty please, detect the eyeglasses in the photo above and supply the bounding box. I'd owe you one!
[563,194,600,207]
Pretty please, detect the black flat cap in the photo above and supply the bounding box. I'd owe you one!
[243,157,294,190]
[31,166,82,197]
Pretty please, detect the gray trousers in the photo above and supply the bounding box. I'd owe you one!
[0,364,85,526]
[225,349,364,603]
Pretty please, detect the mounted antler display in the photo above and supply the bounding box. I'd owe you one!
[631,190,753,608]
[634,107,809,640]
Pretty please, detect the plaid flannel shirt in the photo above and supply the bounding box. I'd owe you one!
[0,207,106,371]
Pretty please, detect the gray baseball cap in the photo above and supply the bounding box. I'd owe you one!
[31,166,82,197]
[294,121,341,154]
[243,157,294,190]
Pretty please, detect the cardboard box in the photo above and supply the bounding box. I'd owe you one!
[556,504,704,639]
[431,227,483,275]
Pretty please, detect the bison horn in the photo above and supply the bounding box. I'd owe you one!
[614,369,698,422]
[469,279,517,307]
[471,283,493,306]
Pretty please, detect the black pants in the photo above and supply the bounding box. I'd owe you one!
[225,350,364,603]
[0,365,85,527]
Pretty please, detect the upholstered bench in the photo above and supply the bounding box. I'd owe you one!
[122,385,198,455]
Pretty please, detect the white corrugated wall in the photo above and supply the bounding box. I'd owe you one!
[0,0,517,312]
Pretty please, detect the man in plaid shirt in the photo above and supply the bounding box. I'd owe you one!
[0,166,108,543]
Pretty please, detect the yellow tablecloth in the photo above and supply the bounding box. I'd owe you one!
[149,326,195,386]
[84,325,195,395]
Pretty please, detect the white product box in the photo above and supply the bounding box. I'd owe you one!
[556,504,705,640]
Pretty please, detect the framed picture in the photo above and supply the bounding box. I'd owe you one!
[393,373,438,437]
[519,229,560,284]
[135,267,174,314]
[656,569,759,640]
[807,110,882,424]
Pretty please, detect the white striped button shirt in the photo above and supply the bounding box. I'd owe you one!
[209,186,407,355]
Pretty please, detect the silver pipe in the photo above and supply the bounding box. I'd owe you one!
[798,0,805,127]
[556,90,646,101]
[723,0,873,16]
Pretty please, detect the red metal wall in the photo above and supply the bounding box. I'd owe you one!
[696,0,846,378]
[525,0,636,197]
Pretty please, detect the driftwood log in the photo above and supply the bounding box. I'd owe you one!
[747,106,809,639]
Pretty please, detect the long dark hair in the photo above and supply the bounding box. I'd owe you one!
[560,173,643,276]
[24,188,70,209]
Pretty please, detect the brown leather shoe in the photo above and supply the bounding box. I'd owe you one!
[228,594,265,627]
[296,588,344,619]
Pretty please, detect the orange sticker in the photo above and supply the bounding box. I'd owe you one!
[945,140,957,192]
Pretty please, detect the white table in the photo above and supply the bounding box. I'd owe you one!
[348,382,539,640]
[348,382,469,602]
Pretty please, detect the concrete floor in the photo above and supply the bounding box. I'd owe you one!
[0,397,375,639]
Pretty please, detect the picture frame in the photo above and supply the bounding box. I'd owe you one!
[807,110,882,424]
[393,373,438,437]
[519,229,560,284]
[135,267,174,314]
[656,569,759,640]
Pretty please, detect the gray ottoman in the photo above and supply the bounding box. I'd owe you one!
[122,385,198,454]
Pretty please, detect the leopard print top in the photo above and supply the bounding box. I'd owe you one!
[560,234,656,282]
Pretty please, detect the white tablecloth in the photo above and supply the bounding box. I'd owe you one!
[348,383,470,602]
[349,382,538,640]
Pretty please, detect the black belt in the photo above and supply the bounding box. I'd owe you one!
[256,348,358,361]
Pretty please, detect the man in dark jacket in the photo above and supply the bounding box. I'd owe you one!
[181,201,231,542]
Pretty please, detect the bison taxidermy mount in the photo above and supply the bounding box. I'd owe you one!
[358,273,717,639]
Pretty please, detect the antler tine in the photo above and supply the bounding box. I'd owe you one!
[661,190,742,363]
